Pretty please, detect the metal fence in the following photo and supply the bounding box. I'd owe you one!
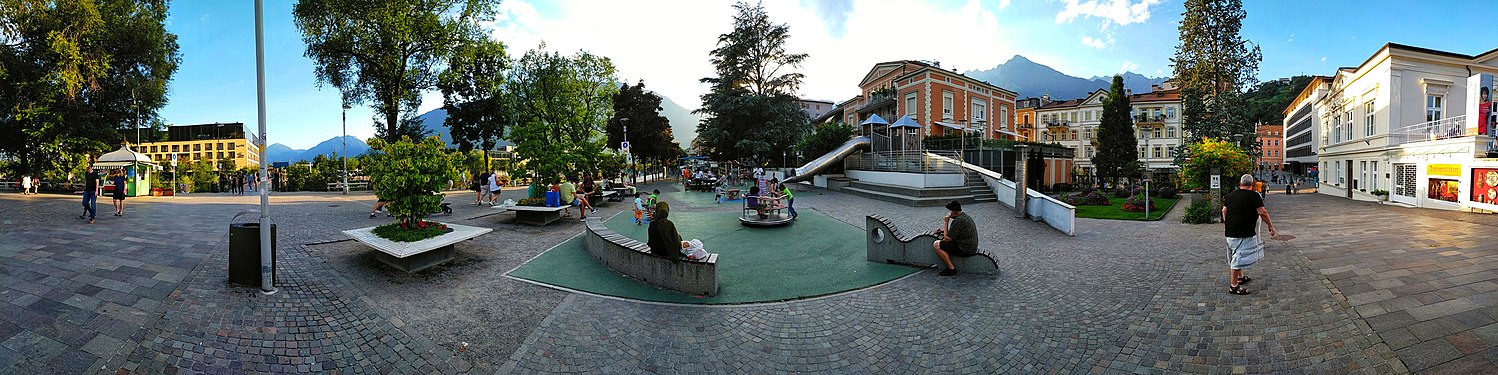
[1390,115,1469,145]
[844,150,965,174]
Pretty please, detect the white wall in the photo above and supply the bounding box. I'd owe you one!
[845,170,964,188]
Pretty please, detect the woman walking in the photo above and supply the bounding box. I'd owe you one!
[110,169,128,216]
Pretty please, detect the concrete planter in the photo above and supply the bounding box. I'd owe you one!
[343,222,491,272]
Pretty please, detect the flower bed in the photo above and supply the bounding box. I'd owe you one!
[371,220,453,242]
[1060,189,1111,206]
[1121,194,1155,212]
[1073,196,1180,221]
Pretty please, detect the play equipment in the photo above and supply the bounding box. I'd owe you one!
[783,136,870,184]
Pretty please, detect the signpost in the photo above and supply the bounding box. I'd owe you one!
[1210,175,1221,189]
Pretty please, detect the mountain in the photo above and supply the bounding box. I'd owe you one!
[963,55,1170,100]
[265,136,369,163]
[655,93,699,147]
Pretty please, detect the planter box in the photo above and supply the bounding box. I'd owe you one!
[343,222,491,272]
[150,188,174,196]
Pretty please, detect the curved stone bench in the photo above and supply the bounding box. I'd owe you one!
[583,218,719,296]
[865,215,998,276]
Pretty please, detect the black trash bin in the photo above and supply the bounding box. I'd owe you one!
[228,222,276,287]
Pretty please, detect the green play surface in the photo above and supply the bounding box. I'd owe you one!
[506,209,920,304]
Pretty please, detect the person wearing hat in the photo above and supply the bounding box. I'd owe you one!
[931,200,979,276]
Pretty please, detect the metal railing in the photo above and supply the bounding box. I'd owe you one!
[845,150,965,174]
[1390,115,1469,145]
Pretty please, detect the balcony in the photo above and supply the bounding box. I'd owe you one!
[856,89,898,114]
[1133,114,1168,125]
[1043,121,1071,129]
[1390,115,1470,146]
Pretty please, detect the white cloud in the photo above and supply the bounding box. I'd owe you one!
[1120,61,1139,73]
[1082,35,1107,49]
[1286,33,1295,43]
[486,0,1018,109]
[1320,56,1327,62]
[1055,0,1163,26]
[999,0,1012,10]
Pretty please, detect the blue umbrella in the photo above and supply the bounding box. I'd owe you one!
[860,114,889,126]
[889,115,922,154]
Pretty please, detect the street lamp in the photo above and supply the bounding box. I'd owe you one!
[620,118,631,184]
[1143,130,1151,219]
[342,103,351,195]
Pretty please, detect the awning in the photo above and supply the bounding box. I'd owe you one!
[993,128,1021,137]
[933,121,965,130]
[91,161,162,170]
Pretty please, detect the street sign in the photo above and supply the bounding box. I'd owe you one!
[620,141,631,153]
[1210,175,1221,189]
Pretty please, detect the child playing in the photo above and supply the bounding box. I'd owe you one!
[633,193,648,226]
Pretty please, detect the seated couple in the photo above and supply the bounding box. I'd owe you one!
[646,202,712,261]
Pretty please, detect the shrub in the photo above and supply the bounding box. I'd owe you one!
[1371,189,1389,196]
[366,136,457,231]
[370,220,452,242]
[517,197,545,206]
[1183,199,1213,224]
[1121,193,1155,212]
[1113,189,1132,198]
[1178,138,1253,191]
[1062,190,1111,206]
[1150,186,1179,199]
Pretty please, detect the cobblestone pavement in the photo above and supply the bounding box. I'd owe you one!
[6,181,1493,373]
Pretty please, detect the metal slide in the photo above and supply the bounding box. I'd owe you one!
[783,136,870,183]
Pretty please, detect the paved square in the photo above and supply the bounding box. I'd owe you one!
[1,185,1493,373]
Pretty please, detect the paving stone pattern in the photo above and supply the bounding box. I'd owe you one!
[6,182,1494,373]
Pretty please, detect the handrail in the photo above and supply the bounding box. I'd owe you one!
[844,151,964,174]
[1390,115,1470,145]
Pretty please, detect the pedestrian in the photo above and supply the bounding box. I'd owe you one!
[21,175,31,195]
[111,169,128,216]
[474,170,489,205]
[486,170,502,206]
[80,161,100,224]
[1222,174,1277,295]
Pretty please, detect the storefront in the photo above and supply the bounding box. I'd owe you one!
[92,144,162,197]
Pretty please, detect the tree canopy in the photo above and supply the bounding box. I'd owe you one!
[1093,75,1138,185]
[438,37,510,154]
[293,0,496,142]
[506,46,618,185]
[0,0,180,177]
[607,81,681,168]
[695,1,810,163]
[1172,0,1262,158]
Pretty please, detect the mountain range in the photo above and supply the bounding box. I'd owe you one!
[265,135,370,164]
[962,55,1170,101]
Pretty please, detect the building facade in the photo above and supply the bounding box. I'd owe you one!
[796,99,836,122]
[1304,43,1498,210]
[836,60,1019,141]
[1034,81,1182,181]
[137,122,261,170]
[1014,97,1041,141]
[1282,76,1332,176]
[1256,123,1284,172]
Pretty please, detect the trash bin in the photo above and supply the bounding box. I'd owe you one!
[228,222,276,287]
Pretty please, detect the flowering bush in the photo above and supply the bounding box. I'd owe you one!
[1121,193,1156,212]
[1113,188,1132,198]
[1062,189,1111,206]
[517,197,545,207]
[366,136,457,232]
[1178,138,1253,191]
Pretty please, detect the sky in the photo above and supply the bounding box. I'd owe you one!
[158,0,1498,149]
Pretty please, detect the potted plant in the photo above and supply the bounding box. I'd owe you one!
[1371,189,1389,202]
[344,136,492,272]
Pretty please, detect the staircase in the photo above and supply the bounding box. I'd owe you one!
[841,180,975,207]
[966,173,997,203]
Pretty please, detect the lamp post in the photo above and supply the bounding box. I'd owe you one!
[1143,130,1151,219]
[342,103,350,195]
[621,118,631,185]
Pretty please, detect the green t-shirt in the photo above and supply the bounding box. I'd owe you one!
[559,182,577,202]
[780,186,793,199]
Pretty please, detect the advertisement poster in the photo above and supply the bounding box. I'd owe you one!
[1473,168,1498,204]
[1429,178,1461,202]
[1468,74,1495,136]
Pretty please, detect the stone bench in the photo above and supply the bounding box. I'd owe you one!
[865,215,998,276]
[343,222,492,272]
[583,218,718,296]
[505,205,568,225]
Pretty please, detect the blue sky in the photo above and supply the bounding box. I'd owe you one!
[158,0,1497,149]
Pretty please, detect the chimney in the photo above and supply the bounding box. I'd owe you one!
[1151,84,1161,92]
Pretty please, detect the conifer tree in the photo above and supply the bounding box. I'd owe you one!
[1172,0,1263,160]
[1093,75,1138,187]
[696,1,810,163]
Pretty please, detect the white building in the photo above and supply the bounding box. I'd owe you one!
[1310,43,1498,210]
[796,99,836,122]
[1282,76,1331,176]
[1035,80,1183,181]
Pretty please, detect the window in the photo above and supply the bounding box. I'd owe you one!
[1085,111,1092,121]
[942,91,953,119]
[1344,110,1353,141]
[1166,106,1175,119]
[193,144,201,151]
[971,100,987,122]
[172,145,180,152]
[1371,162,1378,190]
[999,106,1009,129]
[1167,126,1176,138]
[218,152,224,159]
[1154,128,1163,138]
[1427,94,1444,122]
[228,143,236,150]
[217,142,224,150]
[1153,146,1162,158]
[1166,146,1175,158]
[905,93,918,120]
[1333,115,1342,143]
[1337,161,1344,185]
[1360,161,1367,191]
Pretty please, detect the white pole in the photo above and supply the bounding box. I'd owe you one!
[254,0,275,294]
[342,104,349,195]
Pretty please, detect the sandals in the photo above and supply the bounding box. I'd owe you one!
[1228,285,1250,295]
[1237,277,1252,285]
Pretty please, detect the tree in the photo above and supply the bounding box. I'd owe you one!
[506,46,618,185]
[1172,0,1263,160]
[606,81,680,168]
[366,136,456,226]
[438,37,510,158]
[795,122,854,172]
[0,0,180,178]
[1178,137,1252,191]
[293,0,496,142]
[696,1,810,163]
[1093,75,1138,187]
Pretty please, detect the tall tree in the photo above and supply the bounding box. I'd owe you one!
[1093,75,1138,187]
[293,0,495,142]
[438,38,510,156]
[1172,0,1263,159]
[0,0,179,178]
[607,81,680,169]
[506,46,618,185]
[696,1,809,163]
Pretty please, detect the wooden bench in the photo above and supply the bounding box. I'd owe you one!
[342,222,492,272]
[582,218,718,296]
[506,205,568,225]
[327,182,370,191]
[865,214,998,276]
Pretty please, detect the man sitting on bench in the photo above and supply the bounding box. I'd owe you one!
[931,200,978,276]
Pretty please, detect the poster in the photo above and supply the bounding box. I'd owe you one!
[1429,178,1461,202]
[1468,74,1495,136]
[1473,168,1498,204]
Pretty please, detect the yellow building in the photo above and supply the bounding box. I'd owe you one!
[136,122,261,169]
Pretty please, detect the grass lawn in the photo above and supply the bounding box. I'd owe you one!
[1072,196,1180,221]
